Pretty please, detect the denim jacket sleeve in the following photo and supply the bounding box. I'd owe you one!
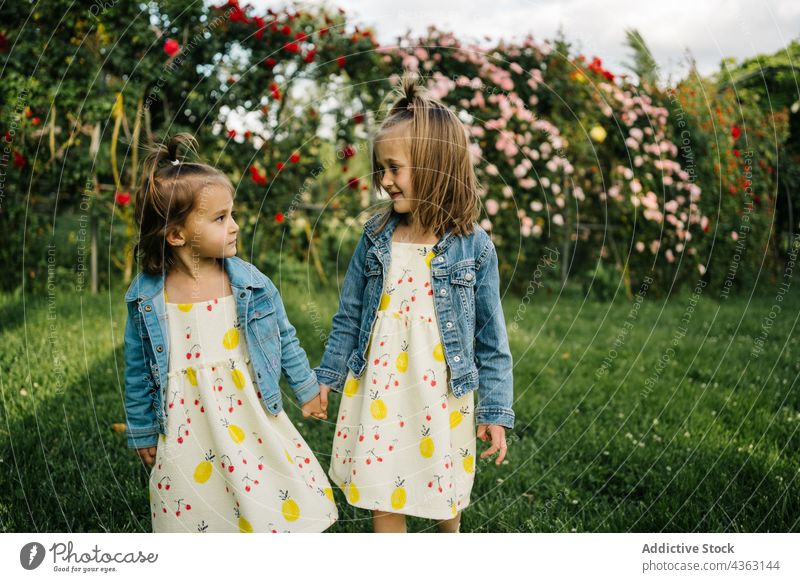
[473,238,515,429]
[264,279,320,406]
[123,301,160,449]
[313,231,368,392]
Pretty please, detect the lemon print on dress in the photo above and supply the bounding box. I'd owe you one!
[419,426,435,458]
[230,360,245,390]
[433,342,445,362]
[344,376,360,398]
[323,487,335,503]
[284,448,293,464]
[369,390,387,420]
[222,327,240,349]
[378,292,391,311]
[184,367,198,387]
[193,450,215,484]
[450,406,470,429]
[235,507,253,533]
[460,447,475,473]
[280,490,301,522]
[177,303,193,312]
[346,480,360,504]
[396,340,409,373]
[391,477,407,510]
[222,419,245,444]
[425,250,436,268]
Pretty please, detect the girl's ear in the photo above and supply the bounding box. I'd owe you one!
[165,226,186,248]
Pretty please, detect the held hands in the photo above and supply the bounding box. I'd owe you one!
[136,446,157,466]
[477,424,508,465]
[301,385,330,420]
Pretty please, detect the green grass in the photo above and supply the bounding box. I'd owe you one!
[1,282,798,532]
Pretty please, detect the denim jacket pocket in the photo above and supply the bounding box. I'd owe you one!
[248,295,281,374]
[449,263,477,326]
[364,250,383,276]
[248,295,278,339]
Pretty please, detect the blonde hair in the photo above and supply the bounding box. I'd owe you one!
[371,73,481,237]
[133,133,234,275]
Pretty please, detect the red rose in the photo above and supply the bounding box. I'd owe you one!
[347,176,359,189]
[336,55,346,68]
[115,192,131,206]
[290,152,300,163]
[265,57,277,68]
[249,166,267,186]
[733,149,740,157]
[275,212,285,223]
[228,129,237,138]
[164,38,180,57]
[304,49,316,63]
[342,145,355,159]
[295,32,307,42]
[276,162,285,171]
[13,151,26,168]
[269,82,281,100]
[284,41,300,54]
[731,126,741,139]
[352,112,364,124]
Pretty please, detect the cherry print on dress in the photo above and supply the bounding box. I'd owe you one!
[186,343,201,360]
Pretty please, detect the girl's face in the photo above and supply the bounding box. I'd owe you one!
[175,184,239,259]
[375,127,414,214]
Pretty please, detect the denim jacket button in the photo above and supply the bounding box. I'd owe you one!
[446,321,453,328]
[144,305,152,312]
[240,292,246,298]
[454,355,461,362]
[465,272,474,281]
[439,288,447,296]
[156,345,163,353]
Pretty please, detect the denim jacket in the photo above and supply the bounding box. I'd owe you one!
[123,256,320,448]
[314,209,515,429]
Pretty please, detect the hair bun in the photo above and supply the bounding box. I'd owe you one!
[165,133,198,165]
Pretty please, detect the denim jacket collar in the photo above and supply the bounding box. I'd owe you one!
[123,256,266,302]
[363,207,460,254]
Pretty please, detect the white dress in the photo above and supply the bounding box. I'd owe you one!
[328,242,477,520]
[148,292,338,532]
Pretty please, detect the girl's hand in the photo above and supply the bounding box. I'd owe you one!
[477,424,508,465]
[301,394,327,420]
[136,446,157,466]
[318,384,331,418]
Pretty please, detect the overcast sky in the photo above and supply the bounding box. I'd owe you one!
[256,0,800,81]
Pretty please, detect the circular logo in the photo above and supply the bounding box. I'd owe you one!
[20,542,46,570]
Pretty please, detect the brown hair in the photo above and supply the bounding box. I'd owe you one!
[133,133,234,275]
[371,73,481,237]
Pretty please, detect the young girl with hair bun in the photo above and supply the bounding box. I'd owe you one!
[316,75,515,533]
[123,133,337,533]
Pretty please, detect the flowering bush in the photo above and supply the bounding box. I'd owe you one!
[0,2,792,297]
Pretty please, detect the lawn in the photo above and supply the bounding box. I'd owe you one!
[1,281,797,532]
